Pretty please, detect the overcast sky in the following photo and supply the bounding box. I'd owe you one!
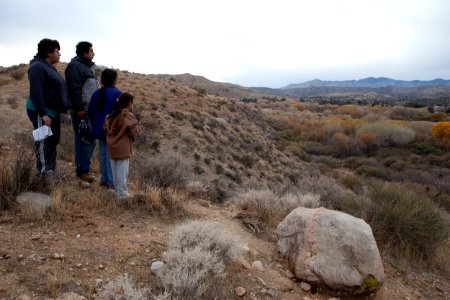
[1,0,449,88]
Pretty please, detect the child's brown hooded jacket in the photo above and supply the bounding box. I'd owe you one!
[104,109,138,160]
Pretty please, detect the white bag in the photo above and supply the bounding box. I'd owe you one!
[32,125,53,142]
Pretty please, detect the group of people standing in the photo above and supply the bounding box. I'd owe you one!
[26,38,138,199]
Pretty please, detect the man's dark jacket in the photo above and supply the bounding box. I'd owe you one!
[65,55,96,112]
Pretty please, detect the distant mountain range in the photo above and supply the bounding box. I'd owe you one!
[145,74,450,101]
[250,77,450,100]
[281,77,450,89]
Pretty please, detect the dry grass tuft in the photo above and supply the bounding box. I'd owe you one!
[234,189,321,226]
[135,186,188,218]
[46,269,71,298]
[0,149,36,210]
[156,220,247,299]
[95,273,148,300]
[134,151,191,189]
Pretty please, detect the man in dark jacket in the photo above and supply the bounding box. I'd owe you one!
[65,41,98,183]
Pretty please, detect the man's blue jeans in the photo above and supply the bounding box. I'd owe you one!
[99,137,114,186]
[71,113,96,176]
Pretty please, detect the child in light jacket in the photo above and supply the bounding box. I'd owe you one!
[104,92,138,199]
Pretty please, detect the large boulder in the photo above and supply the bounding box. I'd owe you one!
[277,207,384,294]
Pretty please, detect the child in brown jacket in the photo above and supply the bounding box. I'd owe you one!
[104,92,138,199]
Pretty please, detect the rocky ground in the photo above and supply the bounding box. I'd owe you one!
[0,169,449,299]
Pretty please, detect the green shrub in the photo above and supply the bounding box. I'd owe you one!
[342,181,448,261]
[193,86,207,97]
[169,110,185,120]
[237,154,256,168]
[189,115,205,130]
[10,70,25,80]
[312,155,341,168]
[285,143,310,162]
[301,141,336,156]
[215,163,224,174]
[356,165,392,180]
[408,141,442,155]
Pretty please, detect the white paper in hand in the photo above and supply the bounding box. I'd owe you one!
[32,125,53,142]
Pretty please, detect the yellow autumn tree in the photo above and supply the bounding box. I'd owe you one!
[431,121,450,148]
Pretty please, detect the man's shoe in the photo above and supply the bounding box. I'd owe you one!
[78,173,95,183]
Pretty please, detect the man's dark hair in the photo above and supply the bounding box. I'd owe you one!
[37,38,60,59]
[75,41,93,56]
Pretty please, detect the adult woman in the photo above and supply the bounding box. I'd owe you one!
[27,38,69,175]
[88,68,121,189]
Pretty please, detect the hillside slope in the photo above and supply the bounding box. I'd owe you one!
[0,64,448,299]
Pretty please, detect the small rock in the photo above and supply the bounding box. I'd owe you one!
[53,253,60,259]
[151,260,165,273]
[17,192,52,213]
[300,281,311,291]
[266,288,276,297]
[235,287,246,296]
[252,260,264,271]
[237,257,251,269]
[99,264,105,270]
[18,255,24,259]
[79,181,91,188]
[285,269,295,279]
[302,297,312,300]
[274,276,295,291]
[16,295,31,300]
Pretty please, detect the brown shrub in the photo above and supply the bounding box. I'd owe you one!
[0,150,36,210]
